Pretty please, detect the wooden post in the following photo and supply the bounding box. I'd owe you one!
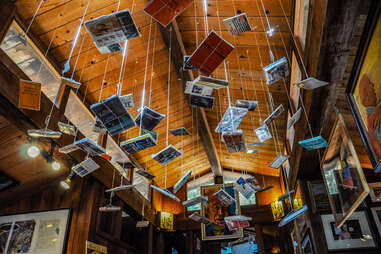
[147,224,153,254]
[186,231,194,254]
[0,0,15,44]
[255,224,265,254]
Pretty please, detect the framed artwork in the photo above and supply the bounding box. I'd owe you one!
[370,207,381,236]
[321,212,375,250]
[301,231,313,254]
[290,228,299,254]
[369,182,381,202]
[346,1,381,173]
[200,184,243,241]
[321,113,369,228]
[306,181,331,213]
[0,209,71,254]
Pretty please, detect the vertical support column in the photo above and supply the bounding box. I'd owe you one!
[147,224,153,254]
[186,231,194,254]
[255,224,265,254]
[155,231,166,254]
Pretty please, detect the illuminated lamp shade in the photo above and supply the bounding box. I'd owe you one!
[27,145,40,158]
[60,178,71,190]
[271,201,285,221]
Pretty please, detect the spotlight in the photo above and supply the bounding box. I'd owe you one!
[52,161,61,171]
[60,171,75,190]
[27,145,40,158]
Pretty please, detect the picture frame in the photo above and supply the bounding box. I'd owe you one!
[0,209,71,254]
[321,113,369,228]
[370,207,381,237]
[321,211,376,250]
[345,0,381,173]
[369,182,381,202]
[200,184,243,241]
[306,181,331,213]
[301,231,313,254]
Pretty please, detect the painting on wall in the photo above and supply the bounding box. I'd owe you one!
[200,184,243,241]
[346,2,381,173]
[0,209,70,254]
[321,113,369,228]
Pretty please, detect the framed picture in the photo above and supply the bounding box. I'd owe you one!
[306,181,331,213]
[290,228,299,254]
[321,113,369,227]
[371,207,381,236]
[200,184,243,241]
[301,231,313,254]
[0,209,71,254]
[369,182,381,202]
[321,211,376,250]
[346,1,381,173]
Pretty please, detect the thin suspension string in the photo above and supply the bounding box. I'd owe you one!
[139,17,153,136]
[70,34,86,80]
[149,25,158,107]
[202,0,209,35]
[98,56,111,102]
[278,0,309,78]
[25,0,44,36]
[194,0,199,46]
[260,0,274,35]
[255,0,273,60]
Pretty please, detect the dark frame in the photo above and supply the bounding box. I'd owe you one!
[301,230,314,254]
[0,171,19,192]
[0,208,72,254]
[345,0,381,172]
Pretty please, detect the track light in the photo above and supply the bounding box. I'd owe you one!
[27,145,40,158]
[60,171,75,190]
[52,161,61,171]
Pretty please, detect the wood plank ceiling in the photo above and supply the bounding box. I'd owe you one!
[14,0,292,187]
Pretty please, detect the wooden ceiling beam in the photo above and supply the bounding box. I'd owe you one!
[158,20,222,177]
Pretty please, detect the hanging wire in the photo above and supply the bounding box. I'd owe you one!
[148,25,158,107]
[202,0,209,35]
[139,17,153,135]
[25,0,44,36]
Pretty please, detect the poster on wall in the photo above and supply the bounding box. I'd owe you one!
[346,2,381,173]
[0,209,70,254]
[200,184,243,241]
[86,241,107,254]
[321,113,369,228]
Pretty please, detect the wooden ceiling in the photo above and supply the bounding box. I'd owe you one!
[12,0,293,187]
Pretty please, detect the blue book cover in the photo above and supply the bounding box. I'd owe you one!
[298,136,328,150]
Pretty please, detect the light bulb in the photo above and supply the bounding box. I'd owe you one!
[52,161,61,171]
[60,178,71,190]
[27,146,40,158]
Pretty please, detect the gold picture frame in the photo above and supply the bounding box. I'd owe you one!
[321,113,369,228]
[200,184,243,241]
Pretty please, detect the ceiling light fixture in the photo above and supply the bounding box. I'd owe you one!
[27,145,40,158]
[60,171,75,190]
[51,161,61,171]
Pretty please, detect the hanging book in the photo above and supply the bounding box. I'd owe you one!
[27,129,62,139]
[173,170,192,193]
[151,185,180,202]
[294,77,329,90]
[298,136,328,150]
[246,176,258,185]
[278,190,295,201]
[269,154,289,169]
[90,94,136,136]
[235,177,254,199]
[222,130,248,153]
[170,127,190,136]
[72,158,100,177]
[142,129,158,142]
[144,0,193,27]
[185,81,213,96]
[255,125,272,143]
[99,205,121,212]
[136,221,150,228]
[135,106,165,131]
[19,80,41,111]
[223,13,251,35]
[287,108,302,129]
[215,106,248,133]
[278,205,308,227]
[189,94,215,109]
[188,30,234,76]
[117,161,135,169]
[224,215,252,231]
[182,196,208,207]
[136,169,155,180]
[97,42,123,54]
[256,185,273,193]
[58,122,76,136]
[152,145,182,165]
[264,104,284,125]
[189,212,213,225]
[74,137,106,156]
[120,93,134,109]
[235,100,258,111]
[105,184,136,193]
[263,57,289,85]
[184,56,196,70]
[214,188,236,206]
[93,117,107,134]
[59,143,79,154]
[85,9,140,54]
[193,75,229,89]
[86,241,107,254]
[61,77,81,89]
[120,133,157,154]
